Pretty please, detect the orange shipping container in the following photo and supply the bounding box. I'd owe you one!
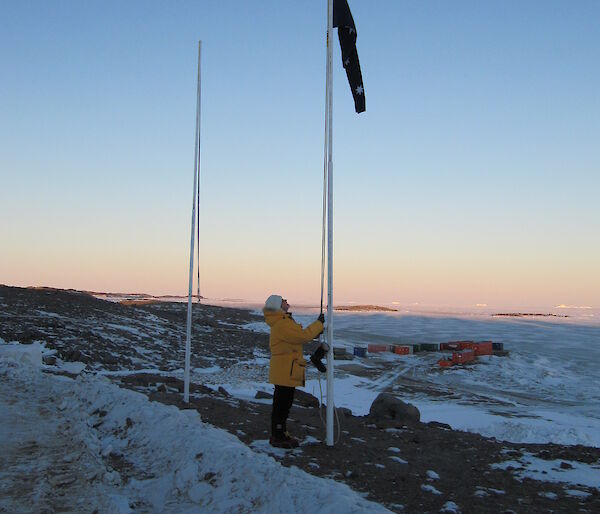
[368,344,388,353]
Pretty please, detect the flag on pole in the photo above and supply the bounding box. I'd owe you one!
[333,0,365,113]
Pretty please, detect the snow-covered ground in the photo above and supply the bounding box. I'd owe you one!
[0,343,390,514]
[2,297,600,513]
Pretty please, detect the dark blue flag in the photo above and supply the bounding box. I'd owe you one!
[333,0,365,113]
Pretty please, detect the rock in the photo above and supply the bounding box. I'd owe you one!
[336,407,353,418]
[66,349,82,362]
[294,389,320,408]
[218,386,231,397]
[103,354,118,365]
[85,470,98,481]
[42,355,57,365]
[368,393,420,426]
[428,421,452,430]
[560,461,573,469]
[103,471,121,486]
[49,474,76,487]
[255,390,273,400]
[203,472,217,484]
[193,383,216,395]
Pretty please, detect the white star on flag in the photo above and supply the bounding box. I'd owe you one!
[355,85,364,95]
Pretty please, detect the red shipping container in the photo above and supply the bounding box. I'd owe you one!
[451,349,475,364]
[368,344,388,353]
[438,359,453,368]
[393,346,410,355]
[473,342,493,356]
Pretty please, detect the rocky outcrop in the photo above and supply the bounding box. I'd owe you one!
[368,393,420,427]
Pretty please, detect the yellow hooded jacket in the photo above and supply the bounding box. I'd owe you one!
[264,310,324,387]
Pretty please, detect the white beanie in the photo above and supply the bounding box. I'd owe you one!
[264,294,283,311]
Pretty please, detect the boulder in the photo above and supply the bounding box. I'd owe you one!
[254,389,318,407]
[295,389,320,408]
[368,393,420,426]
[427,421,452,430]
[336,407,353,418]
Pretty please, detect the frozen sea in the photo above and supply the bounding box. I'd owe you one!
[242,303,600,448]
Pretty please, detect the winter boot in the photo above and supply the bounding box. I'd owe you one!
[283,432,300,448]
[310,345,327,373]
[270,424,298,449]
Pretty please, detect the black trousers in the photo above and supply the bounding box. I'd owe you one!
[271,385,295,436]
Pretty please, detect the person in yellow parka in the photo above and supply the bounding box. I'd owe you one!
[263,294,326,448]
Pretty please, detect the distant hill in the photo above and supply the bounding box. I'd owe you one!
[334,305,398,312]
[492,312,568,318]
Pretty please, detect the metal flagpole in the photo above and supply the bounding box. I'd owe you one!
[184,41,202,404]
[325,0,335,446]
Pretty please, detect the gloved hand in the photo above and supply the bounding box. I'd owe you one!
[317,313,325,323]
[310,345,327,372]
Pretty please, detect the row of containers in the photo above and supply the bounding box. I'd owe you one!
[351,340,506,367]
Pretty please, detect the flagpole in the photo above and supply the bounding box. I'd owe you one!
[184,40,202,404]
[325,0,335,447]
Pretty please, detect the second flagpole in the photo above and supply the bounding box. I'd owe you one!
[184,40,202,404]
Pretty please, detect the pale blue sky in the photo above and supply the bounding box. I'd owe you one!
[1,1,599,308]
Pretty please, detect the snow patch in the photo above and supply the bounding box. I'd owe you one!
[426,470,440,480]
[1,348,392,513]
[491,453,600,489]
[0,341,43,367]
[421,484,442,495]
